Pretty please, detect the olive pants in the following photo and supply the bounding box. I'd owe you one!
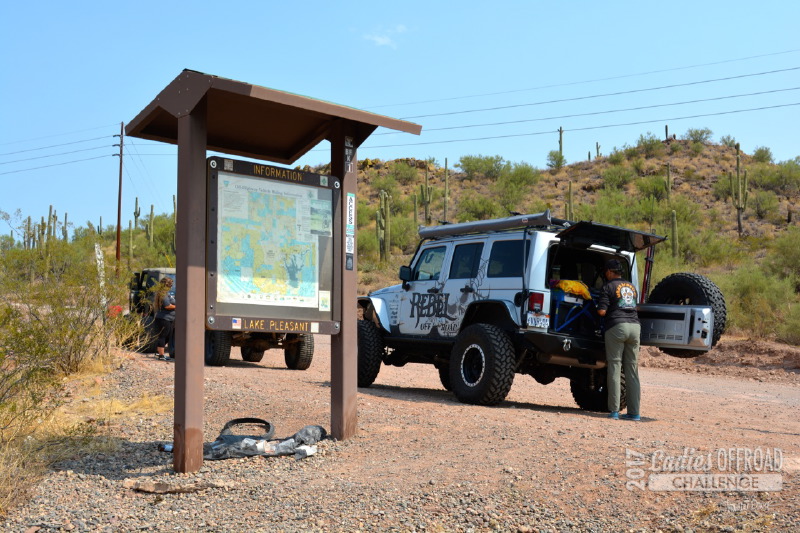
[605,322,641,415]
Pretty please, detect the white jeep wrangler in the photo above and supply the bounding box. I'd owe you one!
[357,211,726,410]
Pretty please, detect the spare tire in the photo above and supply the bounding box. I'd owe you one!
[647,272,727,358]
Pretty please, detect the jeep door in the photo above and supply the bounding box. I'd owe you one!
[397,244,451,337]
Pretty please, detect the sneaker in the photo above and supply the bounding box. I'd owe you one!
[608,411,619,420]
[621,413,641,421]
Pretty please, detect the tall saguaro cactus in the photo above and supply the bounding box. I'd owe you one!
[566,181,575,220]
[147,205,155,246]
[62,212,69,241]
[671,210,679,258]
[420,170,432,224]
[134,197,141,229]
[731,143,749,236]
[376,190,392,262]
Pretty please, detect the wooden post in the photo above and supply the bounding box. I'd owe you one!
[329,122,358,440]
[173,97,207,473]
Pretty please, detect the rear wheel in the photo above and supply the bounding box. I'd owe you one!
[648,272,727,357]
[205,330,231,366]
[284,334,314,370]
[438,366,452,391]
[241,346,265,363]
[357,320,384,387]
[570,369,625,412]
[449,324,516,406]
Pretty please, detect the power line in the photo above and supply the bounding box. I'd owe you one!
[0,145,112,165]
[0,155,113,176]
[0,123,120,147]
[373,86,800,135]
[357,102,800,150]
[368,48,800,109]
[400,66,800,120]
[0,135,112,157]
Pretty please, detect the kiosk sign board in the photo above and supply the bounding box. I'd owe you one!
[206,157,340,335]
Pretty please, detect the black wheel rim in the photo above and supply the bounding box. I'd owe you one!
[461,343,485,387]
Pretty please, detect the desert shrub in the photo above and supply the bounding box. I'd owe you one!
[637,132,665,158]
[607,149,625,165]
[602,165,635,189]
[669,142,683,155]
[636,176,668,201]
[712,177,732,202]
[456,155,505,180]
[389,161,418,186]
[775,159,800,197]
[752,146,774,164]
[493,162,541,212]
[777,303,800,345]
[390,216,420,253]
[719,134,737,148]
[631,157,646,176]
[623,145,639,160]
[356,199,373,227]
[371,174,400,199]
[689,141,704,156]
[715,266,795,338]
[546,150,566,170]
[357,230,379,262]
[751,190,779,220]
[455,190,501,222]
[680,227,745,267]
[682,127,713,143]
[766,225,800,280]
[585,189,636,227]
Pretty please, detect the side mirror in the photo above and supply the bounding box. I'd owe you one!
[399,266,412,282]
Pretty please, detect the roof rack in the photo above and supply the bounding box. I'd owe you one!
[418,210,557,239]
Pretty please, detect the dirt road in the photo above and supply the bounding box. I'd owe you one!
[3,335,798,531]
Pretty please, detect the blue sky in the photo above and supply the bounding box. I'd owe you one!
[1,1,798,238]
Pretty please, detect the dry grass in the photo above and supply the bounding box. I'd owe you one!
[0,352,172,517]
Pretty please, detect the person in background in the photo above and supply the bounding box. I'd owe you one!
[153,277,176,360]
[596,258,641,421]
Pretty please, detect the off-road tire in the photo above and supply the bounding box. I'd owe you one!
[438,366,452,391]
[449,323,516,406]
[241,346,265,363]
[357,320,384,387]
[648,272,727,358]
[570,369,626,412]
[284,334,314,370]
[205,330,231,366]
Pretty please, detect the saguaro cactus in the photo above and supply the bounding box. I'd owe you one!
[62,212,69,241]
[376,190,392,262]
[420,171,432,224]
[731,143,749,236]
[558,126,564,156]
[134,197,141,229]
[148,205,155,246]
[671,210,679,258]
[566,181,575,220]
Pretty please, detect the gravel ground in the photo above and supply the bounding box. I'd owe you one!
[3,335,798,532]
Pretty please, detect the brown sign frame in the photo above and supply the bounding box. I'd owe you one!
[205,156,341,335]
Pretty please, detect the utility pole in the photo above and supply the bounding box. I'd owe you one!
[113,121,124,274]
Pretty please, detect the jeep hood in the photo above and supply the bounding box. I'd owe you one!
[556,221,665,253]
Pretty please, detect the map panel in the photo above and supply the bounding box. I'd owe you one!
[216,171,332,308]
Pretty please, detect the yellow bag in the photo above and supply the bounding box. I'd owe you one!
[556,280,592,300]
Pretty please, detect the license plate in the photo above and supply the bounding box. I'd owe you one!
[527,313,550,329]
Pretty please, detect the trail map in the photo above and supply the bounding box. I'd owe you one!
[216,172,331,308]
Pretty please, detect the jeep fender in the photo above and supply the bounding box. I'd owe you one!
[358,296,389,333]
[462,300,520,333]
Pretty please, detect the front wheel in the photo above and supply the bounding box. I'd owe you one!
[284,334,314,370]
[449,324,516,406]
[205,330,231,366]
[357,320,384,387]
